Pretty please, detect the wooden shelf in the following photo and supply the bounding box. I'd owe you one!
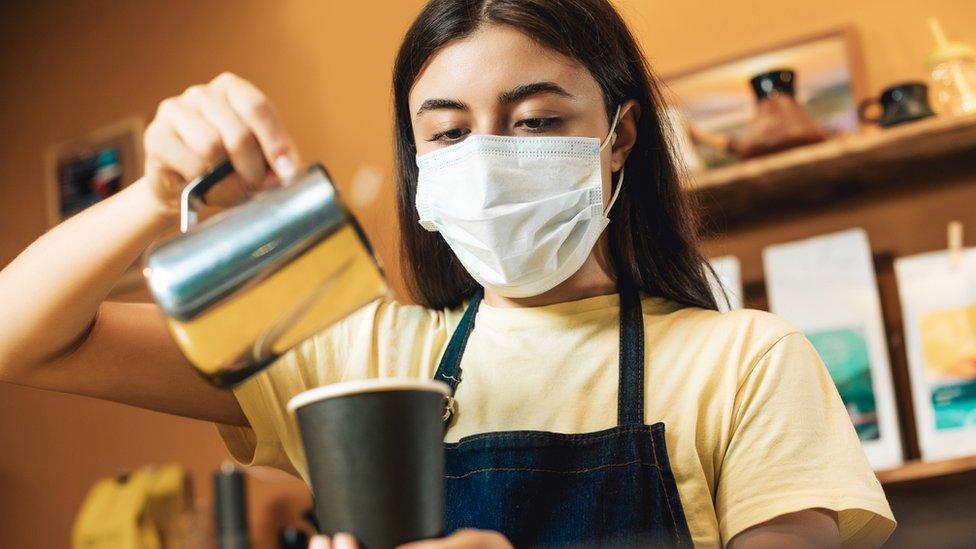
[876,455,976,486]
[685,112,976,228]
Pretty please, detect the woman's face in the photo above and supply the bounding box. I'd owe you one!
[408,24,637,203]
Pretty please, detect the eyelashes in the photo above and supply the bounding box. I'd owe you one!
[427,127,470,143]
[425,116,564,144]
[515,116,562,132]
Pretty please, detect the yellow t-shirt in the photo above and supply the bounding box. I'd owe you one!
[217,294,895,547]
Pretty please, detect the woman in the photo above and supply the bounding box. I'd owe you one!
[0,0,895,547]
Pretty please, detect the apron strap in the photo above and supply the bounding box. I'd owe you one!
[435,289,483,423]
[433,284,645,427]
[617,282,645,426]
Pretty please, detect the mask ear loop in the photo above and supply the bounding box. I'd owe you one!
[599,105,623,151]
[605,166,625,215]
[601,104,625,215]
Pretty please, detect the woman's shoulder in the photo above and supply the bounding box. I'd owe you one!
[644,297,804,372]
[372,296,467,332]
[645,296,798,338]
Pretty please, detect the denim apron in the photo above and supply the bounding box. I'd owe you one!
[433,286,694,547]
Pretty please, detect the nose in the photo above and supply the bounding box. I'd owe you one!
[471,113,513,137]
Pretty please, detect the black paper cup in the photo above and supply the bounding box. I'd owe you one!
[287,378,450,549]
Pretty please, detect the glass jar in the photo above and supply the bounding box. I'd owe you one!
[928,44,976,116]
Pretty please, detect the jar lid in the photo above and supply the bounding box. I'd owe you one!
[927,42,976,67]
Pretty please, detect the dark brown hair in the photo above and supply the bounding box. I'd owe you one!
[393,0,719,311]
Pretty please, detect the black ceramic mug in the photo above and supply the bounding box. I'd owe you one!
[858,81,935,127]
[287,378,450,549]
[749,68,798,100]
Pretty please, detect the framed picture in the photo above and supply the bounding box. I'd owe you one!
[44,117,145,226]
[663,28,867,169]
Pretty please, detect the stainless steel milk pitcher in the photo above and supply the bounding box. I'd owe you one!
[143,160,388,386]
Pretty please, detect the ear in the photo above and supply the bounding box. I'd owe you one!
[610,99,640,172]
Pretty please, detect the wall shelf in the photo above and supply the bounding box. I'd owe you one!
[876,455,976,486]
[685,112,976,229]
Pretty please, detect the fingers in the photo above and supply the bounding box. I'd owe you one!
[308,534,358,549]
[143,72,300,210]
[182,85,267,187]
[143,120,207,182]
[157,98,225,171]
[211,72,298,179]
[333,533,358,549]
[397,529,513,548]
[154,74,298,182]
[313,530,511,549]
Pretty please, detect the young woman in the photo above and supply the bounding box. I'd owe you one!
[0,0,894,547]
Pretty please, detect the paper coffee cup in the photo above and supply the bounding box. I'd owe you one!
[288,378,450,548]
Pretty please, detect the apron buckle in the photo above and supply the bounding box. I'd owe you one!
[443,395,457,423]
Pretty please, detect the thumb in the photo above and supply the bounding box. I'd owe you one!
[309,535,331,549]
[333,532,359,549]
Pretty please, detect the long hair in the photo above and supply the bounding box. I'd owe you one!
[393,0,719,311]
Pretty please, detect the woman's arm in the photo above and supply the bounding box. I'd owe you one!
[728,509,840,548]
[0,176,173,374]
[0,72,299,426]
[715,324,894,545]
[0,176,249,424]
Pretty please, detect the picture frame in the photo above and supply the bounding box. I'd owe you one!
[43,117,145,227]
[662,27,868,169]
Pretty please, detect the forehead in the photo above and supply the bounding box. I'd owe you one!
[408,24,603,111]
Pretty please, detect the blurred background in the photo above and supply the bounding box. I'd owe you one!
[2,0,976,547]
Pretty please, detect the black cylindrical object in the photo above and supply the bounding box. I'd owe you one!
[214,462,250,549]
[288,379,449,549]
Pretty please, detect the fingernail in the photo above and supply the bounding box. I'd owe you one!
[274,154,297,180]
[334,533,357,549]
[309,536,331,549]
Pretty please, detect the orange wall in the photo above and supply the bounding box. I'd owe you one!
[1,1,975,547]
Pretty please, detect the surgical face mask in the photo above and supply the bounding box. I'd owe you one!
[415,106,624,298]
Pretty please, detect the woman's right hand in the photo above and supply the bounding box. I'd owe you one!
[142,71,300,215]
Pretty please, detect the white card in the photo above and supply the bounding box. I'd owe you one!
[763,228,903,470]
[895,247,976,461]
[708,255,743,312]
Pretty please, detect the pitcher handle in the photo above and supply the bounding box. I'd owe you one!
[179,160,236,233]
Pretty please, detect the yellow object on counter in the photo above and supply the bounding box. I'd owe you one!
[72,464,189,549]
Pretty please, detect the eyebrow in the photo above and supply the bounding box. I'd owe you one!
[415,81,574,116]
[498,81,573,105]
[415,98,469,117]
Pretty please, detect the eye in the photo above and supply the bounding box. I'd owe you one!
[426,127,471,143]
[515,116,562,133]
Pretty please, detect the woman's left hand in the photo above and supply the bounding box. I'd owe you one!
[310,529,513,549]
